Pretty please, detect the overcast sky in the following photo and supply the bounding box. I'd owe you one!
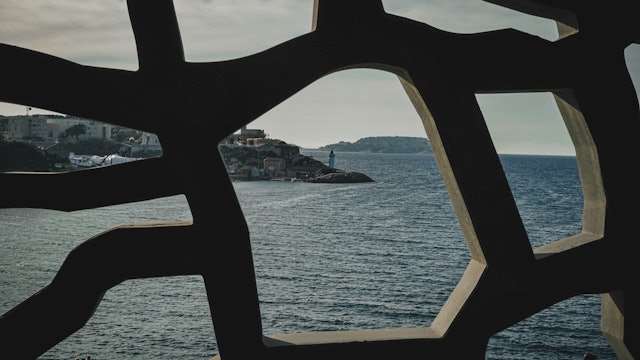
[1,0,638,155]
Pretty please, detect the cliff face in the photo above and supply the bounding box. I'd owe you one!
[318,136,431,154]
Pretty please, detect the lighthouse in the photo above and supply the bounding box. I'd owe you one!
[328,150,335,169]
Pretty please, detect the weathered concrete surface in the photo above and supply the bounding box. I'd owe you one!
[1,0,639,359]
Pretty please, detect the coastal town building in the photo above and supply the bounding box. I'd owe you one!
[239,125,267,145]
[140,132,160,146]
[1,114,162,170]
[5,115,112,142]
[219,131,331,181]
[263,157,286,177]
[220,125,268,145]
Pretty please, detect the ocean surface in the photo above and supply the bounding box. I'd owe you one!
[0,150,617,359]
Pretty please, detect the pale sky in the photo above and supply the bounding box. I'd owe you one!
[1,0,639,155]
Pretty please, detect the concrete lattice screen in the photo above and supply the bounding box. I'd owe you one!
[1,0,639,359]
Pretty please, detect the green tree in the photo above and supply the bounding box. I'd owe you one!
[61,124,87,142]
[112,127,142,143]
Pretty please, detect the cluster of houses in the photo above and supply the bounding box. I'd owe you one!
[220,125,333,181]
[1,114,161,169]
[1,115,328,177]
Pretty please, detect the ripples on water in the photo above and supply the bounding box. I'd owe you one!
[0,151,616,359]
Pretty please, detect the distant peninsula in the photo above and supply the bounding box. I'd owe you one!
[317,136,431,154]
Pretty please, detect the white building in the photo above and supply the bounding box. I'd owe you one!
[140,132,160,145]
[68,152,140,168]
[5,115,112,141]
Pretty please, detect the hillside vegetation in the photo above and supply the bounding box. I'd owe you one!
[0,141,50,172]
[318,136,431,153]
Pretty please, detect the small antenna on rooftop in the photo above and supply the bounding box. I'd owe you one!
[26,106,32,116]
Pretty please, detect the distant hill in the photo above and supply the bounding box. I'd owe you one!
[318,136,431,154]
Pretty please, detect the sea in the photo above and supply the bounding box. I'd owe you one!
[0,149,617,360]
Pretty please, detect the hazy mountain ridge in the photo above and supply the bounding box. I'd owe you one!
[317,136,431,154]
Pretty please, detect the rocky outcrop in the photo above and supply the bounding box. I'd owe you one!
[219,142,328,171]
[306,170,374,183]
[219,141,374,182]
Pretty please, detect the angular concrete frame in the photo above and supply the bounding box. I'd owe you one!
[1,1,639,359]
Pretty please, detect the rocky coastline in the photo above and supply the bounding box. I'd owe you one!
[218,141,374,183]
[305,169,374,183]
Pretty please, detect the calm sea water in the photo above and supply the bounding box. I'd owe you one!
[0,150,616,359]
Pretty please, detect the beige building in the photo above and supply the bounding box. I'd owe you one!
[263,157,285,176]
[5,115,112,142]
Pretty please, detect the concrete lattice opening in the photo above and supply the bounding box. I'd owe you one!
[223,68,469,335]
[476,92,584,249]
[0,103,162,173]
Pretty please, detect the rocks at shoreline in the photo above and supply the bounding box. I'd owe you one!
[306,171,374,183]
[219,141,375,183]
